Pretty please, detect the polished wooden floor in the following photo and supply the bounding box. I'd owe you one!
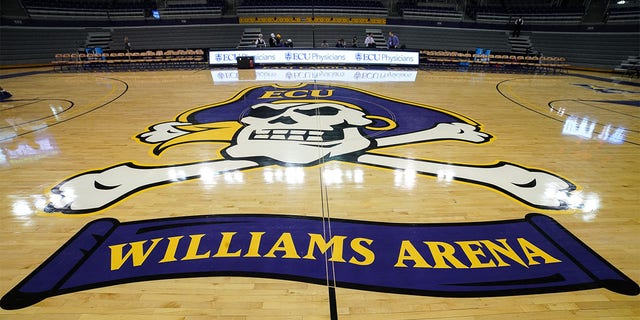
[0,66,638,319]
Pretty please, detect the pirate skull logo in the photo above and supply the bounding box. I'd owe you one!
[44,83,579,214]
[225,102,373,164]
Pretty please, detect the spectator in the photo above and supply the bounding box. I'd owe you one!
[351,36,358,48]
[512,16,524,37]
[364,33,376,48]
[255,33,266,48]
[269,33,277,47]
[0,86,12,100]
[285,38,294,48]
[336,38,346,48]
[276,33,283,47]
[387,31,400,49]
[320,40,329,48]
[124,36,131,52]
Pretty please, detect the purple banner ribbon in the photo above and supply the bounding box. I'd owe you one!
[2,213,638,309]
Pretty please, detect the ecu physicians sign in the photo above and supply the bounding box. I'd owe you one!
[208,49,420,66]
[1,213,638,309]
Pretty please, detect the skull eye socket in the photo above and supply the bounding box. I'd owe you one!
[295,107,340,116]
[247,106,285,118]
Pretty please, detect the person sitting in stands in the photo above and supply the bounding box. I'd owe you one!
[269,33,277,47]
[255,34,266,48]
[336,38,346,48]
[285,38,294,48]
[124,36,131,52]
[364,33,376,48]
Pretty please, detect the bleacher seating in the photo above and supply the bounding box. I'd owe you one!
[158,0,226,19]
[0,26,88,66]
[422,49,568,74]
[476,0,585,25]
[237,27,262,48]
[475,6,511,24]
[530,32,639,70]
[1,1,638,71]
[614,55,640,77]
[605,4,640,24]
[19,0,152,20]
[397,0,463,22]
[18,0,226,21]
[109,25,248,51]
[395,26,510,52]
[51,49,207,72]
[236,0,388,17]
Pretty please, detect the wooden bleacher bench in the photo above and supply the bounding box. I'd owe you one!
[421,49,567,73]
[51,49,207,72]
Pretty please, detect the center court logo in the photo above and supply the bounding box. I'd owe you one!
[3,83,636,310]
[45,83,579,214]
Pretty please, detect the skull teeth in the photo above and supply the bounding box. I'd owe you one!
[251,129,328,142]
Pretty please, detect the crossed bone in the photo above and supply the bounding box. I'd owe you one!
[45,102,576,214]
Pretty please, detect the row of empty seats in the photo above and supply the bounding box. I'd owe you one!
[21,0,153,10]
[606,4,640,23]
[421,50,568,73]
[395,0,593,24]
[16,0,640,25]
[236,0,387,16]
[470,0,585,24]
[239,0,384,8]
[52,49,207,71]
[20,0,226,20]
[397,1,463,22]
[21,0,155,21]
[475,6,584,24]
[614,55,640,77]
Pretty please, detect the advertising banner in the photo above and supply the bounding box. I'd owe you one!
[208,49,420,66]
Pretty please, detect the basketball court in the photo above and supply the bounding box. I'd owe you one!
[0,66,638,319]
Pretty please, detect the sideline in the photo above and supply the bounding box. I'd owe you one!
[0,69,52,79]
[570,72,640,88]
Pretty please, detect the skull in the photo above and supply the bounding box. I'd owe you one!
[224,102,373,164]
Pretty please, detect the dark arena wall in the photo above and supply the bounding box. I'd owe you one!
[0,0,639,71]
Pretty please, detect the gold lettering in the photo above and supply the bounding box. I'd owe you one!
[394,240,432,268]
[258,89,333,99]
[517,238,562,265]
[480,239,528,267]
[259,90,285,99]
[182,234,211,261]
[109,238,163,270]
[244,231,265,257]
[283,90,309,98]
[310,89,334,97]
[264,232,301,258]
[213,232,242,257]
[456,240,496,268]
[303,233,347,262]
[349,237,375,265]
[158,236,184,263]
[425,241,468,269]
